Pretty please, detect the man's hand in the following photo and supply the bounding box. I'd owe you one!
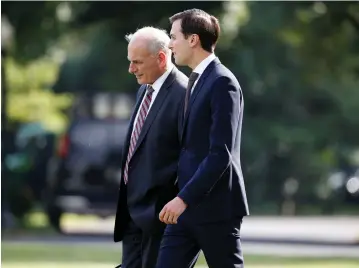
[159,197,187,224]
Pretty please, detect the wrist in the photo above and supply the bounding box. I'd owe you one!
[176,196,187,207]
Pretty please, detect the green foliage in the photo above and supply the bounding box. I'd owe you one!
[2,2,73,63]
[217,1,359,212]
[52,1,224,93]
[3,1,359,215]
[6,58,73,133]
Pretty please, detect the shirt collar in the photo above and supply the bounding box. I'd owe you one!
[149,64,174,92]
[193,53,216,75]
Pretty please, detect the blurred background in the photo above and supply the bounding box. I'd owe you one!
[1,1,359,268]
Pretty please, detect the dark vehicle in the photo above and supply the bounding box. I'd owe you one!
[44,93,134,231]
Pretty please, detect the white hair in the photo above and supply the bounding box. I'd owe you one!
[125,26,172,61]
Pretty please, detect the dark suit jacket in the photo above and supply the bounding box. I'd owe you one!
[114,67,187,242]
[177,58,249,224]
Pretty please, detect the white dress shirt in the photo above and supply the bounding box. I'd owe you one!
[191,53,216,94]
[131,65,174,136]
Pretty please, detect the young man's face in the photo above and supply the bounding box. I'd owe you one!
[169,19,192,66]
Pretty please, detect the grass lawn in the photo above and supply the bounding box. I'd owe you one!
[3,211,359,267]
[2,264,359,268]
[2,243,358,268]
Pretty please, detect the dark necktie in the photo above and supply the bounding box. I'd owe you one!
[123,85,154,184]
[184,72,199,116]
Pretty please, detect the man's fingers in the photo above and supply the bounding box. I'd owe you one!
[159,207,167,222]
[159,201,182,224]
[168,214,175,224]
[163,210,171,224]
[172,214,179,224]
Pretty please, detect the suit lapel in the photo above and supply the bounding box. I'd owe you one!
[131,68,177,157]
[121,85,146,169]
[181,58,220,140]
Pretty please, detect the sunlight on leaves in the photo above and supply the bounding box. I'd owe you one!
[6,58,73,133]
[220,1,250,48]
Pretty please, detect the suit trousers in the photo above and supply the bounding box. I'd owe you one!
[121,219,163,268]
[156,217,244,268]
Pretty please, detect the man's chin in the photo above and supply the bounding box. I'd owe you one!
[174,58,184,66]
[136,77,144,84]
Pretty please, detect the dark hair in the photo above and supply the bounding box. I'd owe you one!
[169,9,220,53]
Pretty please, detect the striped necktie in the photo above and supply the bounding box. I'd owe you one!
[123,85,154,184]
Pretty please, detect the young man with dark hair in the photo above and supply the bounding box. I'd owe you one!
[156,8,249,268]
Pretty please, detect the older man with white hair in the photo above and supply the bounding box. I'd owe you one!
[113,26,188,268]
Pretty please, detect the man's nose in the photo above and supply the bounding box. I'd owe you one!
[129,63,135,74]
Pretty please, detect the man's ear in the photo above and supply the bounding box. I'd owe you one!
[158,51,167,67]
[189,34,200,47]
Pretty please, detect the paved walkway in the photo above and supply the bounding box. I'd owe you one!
[59,216,359,244]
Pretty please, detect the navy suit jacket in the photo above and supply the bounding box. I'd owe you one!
[177,58,249,224]
[114,67,187,242]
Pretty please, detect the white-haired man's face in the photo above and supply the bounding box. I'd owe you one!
[127,39,167,85]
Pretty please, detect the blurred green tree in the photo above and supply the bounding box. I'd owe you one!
[2,2,75,131]
[2,1,359,216]
[219,1,359,213]
[52,1,224,93]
